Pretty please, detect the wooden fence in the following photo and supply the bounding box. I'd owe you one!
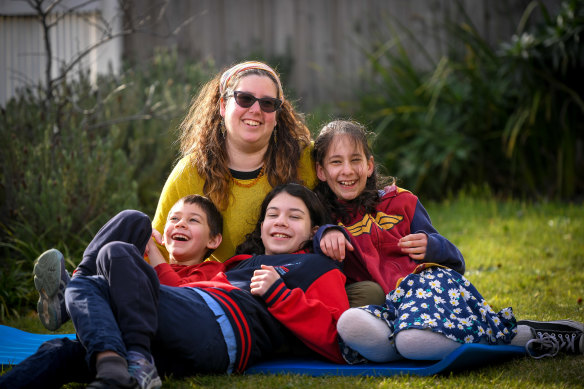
[123,0,559,109]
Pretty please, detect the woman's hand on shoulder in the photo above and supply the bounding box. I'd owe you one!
[250,265,281,296]
[398,233,428,261]
[320,229,354,262]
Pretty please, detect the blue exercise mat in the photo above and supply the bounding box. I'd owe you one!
[0,325,76,366]
[0,325,526,376]
[246,343,526,376]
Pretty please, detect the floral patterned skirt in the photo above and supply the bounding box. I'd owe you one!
[341,266,518,363]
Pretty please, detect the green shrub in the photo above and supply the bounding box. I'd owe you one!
[356,0,584,200]
[498,0,584,199]
[0,48,214,320]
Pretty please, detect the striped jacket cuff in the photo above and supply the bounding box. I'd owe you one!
[262,278,291,307]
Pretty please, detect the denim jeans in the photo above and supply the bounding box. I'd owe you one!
[66,258,159,365]
[75,209,152,278]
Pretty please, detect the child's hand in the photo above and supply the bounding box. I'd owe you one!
[145,230,165,267]
[151,230,163,245]
[250,265,281,296]
[398,233,428,261]
[320,229,354,262]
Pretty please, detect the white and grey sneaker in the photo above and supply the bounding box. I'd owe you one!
[127,351,162,389]
[34,248,71,331]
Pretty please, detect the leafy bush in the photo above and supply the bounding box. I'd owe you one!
[0,48,214,319]
[498,0,584,199]
[355,0,584,200]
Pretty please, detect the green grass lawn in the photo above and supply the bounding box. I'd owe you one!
[2,196,583,388]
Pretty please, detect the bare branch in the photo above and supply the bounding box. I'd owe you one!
[42,0,64,15]
[50,27,128,85]
[24,0,196,111]
[47,0,104,29]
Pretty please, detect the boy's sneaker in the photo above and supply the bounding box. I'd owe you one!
[519,319,584,358]
[127,351,162,389]
[33,249,70,331]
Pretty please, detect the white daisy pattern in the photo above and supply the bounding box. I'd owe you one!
[430,280,442,291]
[501,308,513,319]
[343,267,518,363]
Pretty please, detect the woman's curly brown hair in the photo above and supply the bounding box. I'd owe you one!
[178,67,312,211]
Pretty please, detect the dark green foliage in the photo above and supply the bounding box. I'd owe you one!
[355,0,584,200]
[498,0,584,199]
[0,257,35,319]
[0,48,214,320]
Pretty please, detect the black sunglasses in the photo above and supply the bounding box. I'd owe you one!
[229,91,282,113]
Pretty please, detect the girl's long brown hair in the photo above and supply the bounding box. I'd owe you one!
[178,67,312,210]
[313,120,394,224]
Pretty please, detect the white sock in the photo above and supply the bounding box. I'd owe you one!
[395,329,461,360]
[510,325,534,346]
[337,308,402,362]
[394,325,534,360]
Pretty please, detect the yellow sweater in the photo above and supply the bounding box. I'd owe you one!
[152,146,317,262]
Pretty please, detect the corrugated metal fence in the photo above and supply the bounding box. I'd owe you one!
[1,13,99,101]
[0,0,121,107]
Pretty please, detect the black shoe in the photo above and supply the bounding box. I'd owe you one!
[518,319,584,358]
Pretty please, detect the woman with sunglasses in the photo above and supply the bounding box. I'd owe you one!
[33,61,317,333]
[151,60,316,262]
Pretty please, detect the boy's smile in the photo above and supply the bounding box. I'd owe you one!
[163,201,219,265]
